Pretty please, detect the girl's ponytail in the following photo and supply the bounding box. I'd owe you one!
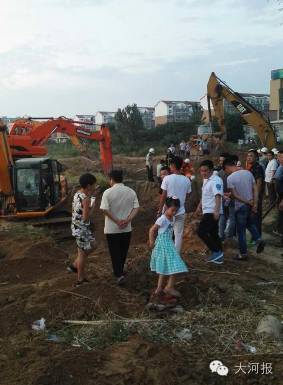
[165,196,180,209]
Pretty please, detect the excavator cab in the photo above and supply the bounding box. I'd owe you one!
[13,158,63,213]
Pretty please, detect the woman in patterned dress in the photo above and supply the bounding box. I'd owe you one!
[69,173,97,287]
[149,197,188,298]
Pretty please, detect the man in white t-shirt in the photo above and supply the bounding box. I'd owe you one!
[179,140,186,158]
[100,170,139,285]
[196,160,224,264]
[265,150,278,206]
[158,156,191,252]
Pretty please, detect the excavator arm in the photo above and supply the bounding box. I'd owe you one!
[9,117,113,174]
[0,121,14,195]
[207,72,276,148]
[0,120,16,215]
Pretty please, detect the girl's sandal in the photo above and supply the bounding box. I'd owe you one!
[164,289,181,298]
[153,290,177,304]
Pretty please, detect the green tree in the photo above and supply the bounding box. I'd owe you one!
[225,113,244,142]
[114,104,145,147]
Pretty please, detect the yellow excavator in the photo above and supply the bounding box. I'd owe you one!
[207,72,276,149]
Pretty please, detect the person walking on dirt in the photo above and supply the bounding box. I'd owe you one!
[157,159,166,183]
[158,156,191,253]
[265,150,278,207]
[223,158,265,261]
[273,150,283,244]
[69,173,97,287]
[166,148,175,166]
[179,140,186,158]
[185,142,191,158]
[259,147,269,171]
[149,197,188,300]
[100,169,139,285]
[217,153,236,241]
[246,149,265,237]
[168,144,176,156]
[196,160,224,264]
[181,158,195,181]
[146,148,155,182]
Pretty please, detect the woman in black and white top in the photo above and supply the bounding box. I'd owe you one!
[69,173,97,287]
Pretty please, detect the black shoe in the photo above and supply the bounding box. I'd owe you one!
[74,278,90,287]
[117,275,126,286]
[233,254,248,261]
[256,240,265,254]
[67,264,78,273]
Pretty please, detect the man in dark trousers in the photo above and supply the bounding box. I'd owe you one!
[145,148,155,182]
[246,149,265,237]
[196,160,224,264]
[224,158,265,261]
[273,150,283,246]
[100,170,139,285]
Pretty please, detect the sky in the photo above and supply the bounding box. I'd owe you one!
[0,0,283,117]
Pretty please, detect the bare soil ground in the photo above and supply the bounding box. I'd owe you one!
[0,155,282,385]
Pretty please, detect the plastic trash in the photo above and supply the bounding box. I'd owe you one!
[242,343,257,353]
[47,334,60,342]
[235,339,256,353]
[176,328,193,341]
[32,318,46,331]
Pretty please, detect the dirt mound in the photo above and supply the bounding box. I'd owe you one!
[182,214,206,255]
[60,157,100,174]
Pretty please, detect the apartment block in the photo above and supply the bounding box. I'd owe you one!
[137,107,155,129]
[95,111,116,125]
[270,68,283,141]
[224,93,270,117]
[154,100,202,127]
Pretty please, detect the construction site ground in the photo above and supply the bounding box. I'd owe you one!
[0,155,282,385]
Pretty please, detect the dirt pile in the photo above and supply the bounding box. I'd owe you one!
[182,214,206,255]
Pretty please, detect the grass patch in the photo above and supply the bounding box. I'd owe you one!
[2,223,47,240]
[65,172,109,193]
[47,143,81,158]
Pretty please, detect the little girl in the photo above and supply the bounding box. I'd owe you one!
[69,173,97,287]
[149,197,188,298]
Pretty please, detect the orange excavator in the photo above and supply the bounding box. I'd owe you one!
[207,72,276,149]
[9,116,112,172]
[0,117,112,219]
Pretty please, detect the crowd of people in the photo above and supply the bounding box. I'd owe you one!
[68,144,283,304]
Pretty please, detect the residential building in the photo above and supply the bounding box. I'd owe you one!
[95,111,115,125]
[74,114,95,124]
[270,68,283,121]
[50,132,70,144]
[73,114,96,133]
[154,100,202,126]
[269,69,283,143]
[224,93,270,117]
[137,107,155,129]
